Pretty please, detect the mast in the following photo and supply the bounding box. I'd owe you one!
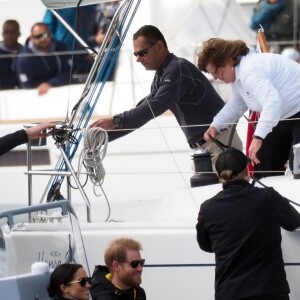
[37,0,142,207]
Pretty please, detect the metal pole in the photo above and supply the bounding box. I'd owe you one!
[50,9,96,58]
[58,145,91,222]
[26,141,32,208]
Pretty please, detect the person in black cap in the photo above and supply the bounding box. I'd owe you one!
[196,147,300,300]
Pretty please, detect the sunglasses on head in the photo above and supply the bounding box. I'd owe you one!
[32,32,50,40]
[126,259,145,268]
[133,42,157,57]
[68,277,92,287]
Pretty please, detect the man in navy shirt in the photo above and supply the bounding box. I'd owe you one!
[16,22,71,96]
[90,25,242,167]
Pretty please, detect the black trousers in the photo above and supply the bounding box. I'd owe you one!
[241,293,289,300]
[255,111,300,178]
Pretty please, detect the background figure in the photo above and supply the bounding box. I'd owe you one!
[90,238,146,300]
[16,22,71,96]
[88,2,119,48]
[90,25,242,170]
[43,6,96,80]
[88,1,120,81]
[250,0,287,32]
[47,263,91,300]
[0,121,54,156]
[250,0,300,52]
[196,147,300,300]
[0,19,23,89]
[281,46,300,62]
[198,38,300,178]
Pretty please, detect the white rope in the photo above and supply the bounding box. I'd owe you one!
[78,128,108,196]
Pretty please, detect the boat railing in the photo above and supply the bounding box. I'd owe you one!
[0,200,90,278]
[24,128,92,222]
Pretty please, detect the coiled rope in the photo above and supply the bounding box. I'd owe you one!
[78,127,108,195]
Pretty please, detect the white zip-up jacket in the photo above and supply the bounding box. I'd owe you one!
[211,52,300,139]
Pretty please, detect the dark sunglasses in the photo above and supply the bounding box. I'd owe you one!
[126,259,145,268]
[32,32,51,40]
[68,277,92,287]
[133,43,157,57]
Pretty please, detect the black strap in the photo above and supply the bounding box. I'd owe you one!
[191,137,230,151]
[190,138,206,149]
[252,177,300,208]
[210,137,229,152]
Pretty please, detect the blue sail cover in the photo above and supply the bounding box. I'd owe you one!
[41,0,119,9]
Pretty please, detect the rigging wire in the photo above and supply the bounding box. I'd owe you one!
[118,45,203,211]
[44,0,141,206]
[114,40,299,209]
[251,177,300,208]
[40,0,299,214]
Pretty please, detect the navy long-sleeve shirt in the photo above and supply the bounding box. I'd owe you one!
[108,53,225,145]
[16,39,71,88]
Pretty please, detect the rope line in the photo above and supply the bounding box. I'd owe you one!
[78,127,111,222]
[78,127,108,191]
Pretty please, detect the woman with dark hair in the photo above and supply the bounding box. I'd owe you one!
[197,38,300,178]
[47,263,91,300]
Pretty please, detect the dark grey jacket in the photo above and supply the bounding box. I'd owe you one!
[109,53,225,146]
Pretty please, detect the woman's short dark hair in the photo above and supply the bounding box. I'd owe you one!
[133,25,168,48]
[47,263,83,298]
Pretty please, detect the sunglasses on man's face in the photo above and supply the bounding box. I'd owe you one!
[125,259,145,268]
[32,32,51,40]
[68,277,92,287]
[133,43,157,57]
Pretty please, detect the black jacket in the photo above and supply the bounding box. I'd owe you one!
[91,265,146,300]
[196,179,300,300]
[0,129,28,156]
[0,41,23,89]
[109,53,225,145]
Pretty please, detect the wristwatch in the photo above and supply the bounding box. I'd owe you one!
[112,115,122,128]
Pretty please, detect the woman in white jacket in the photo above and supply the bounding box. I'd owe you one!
[197,38,300,178]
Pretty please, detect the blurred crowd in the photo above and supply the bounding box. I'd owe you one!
[0,1,119,94]
[250,0,300,61]
[1,0,300,95]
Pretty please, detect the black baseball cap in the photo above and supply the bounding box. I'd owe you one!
[215,147,251,179]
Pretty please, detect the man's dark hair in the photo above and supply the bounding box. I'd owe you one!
[3,20,20,32]
[133,25,168,48]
